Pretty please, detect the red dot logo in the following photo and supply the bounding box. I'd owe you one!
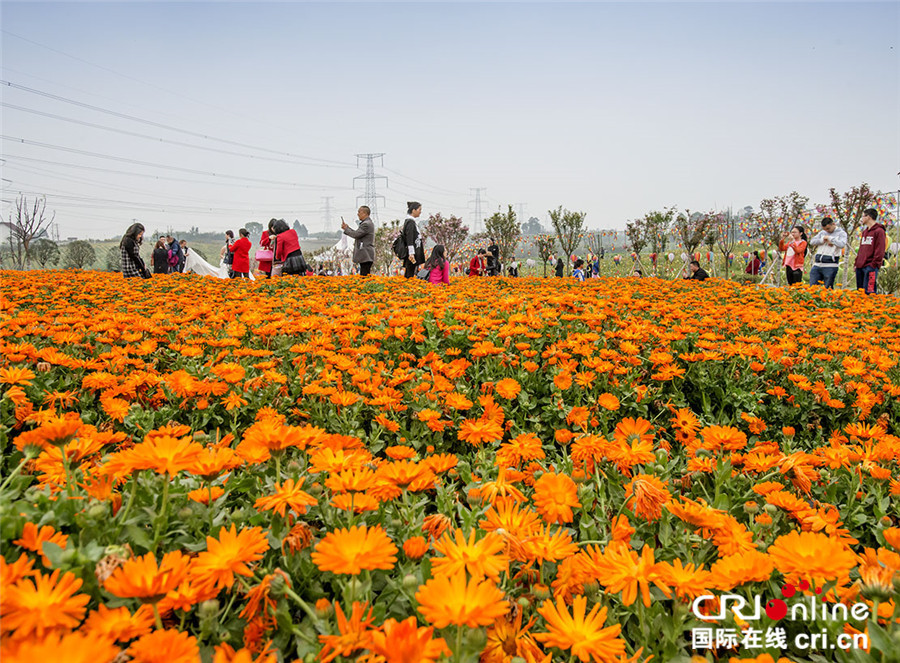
[781,584,796,598]
[798,579,810,591]
[766,599,787,621]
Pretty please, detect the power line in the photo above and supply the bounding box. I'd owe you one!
[353,154,387,222]
[1,80,356,168]
[1,136,354,190]
[380,167,466,197]
[1,102,354,169]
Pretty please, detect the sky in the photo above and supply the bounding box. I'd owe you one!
[1,1,898,239]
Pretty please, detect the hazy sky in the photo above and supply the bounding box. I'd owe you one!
[2,1,898,239]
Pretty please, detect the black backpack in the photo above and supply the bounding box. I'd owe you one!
[392,233,406,260]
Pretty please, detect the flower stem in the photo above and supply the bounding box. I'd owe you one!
[152,603,163,630]
[0,455,30,493]
[456,624,463,659]
[286,586,323,627]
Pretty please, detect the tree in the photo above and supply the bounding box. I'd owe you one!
[713,210,739,278]
[702,220,718,276]
[245,221,263,240]
[522,216,544,235]
[373,219,401,275]
[484,205,521,268]
[2,194,55,270]
[674,209,708,261]
[750,191,808,285]
[30,238,60,269]
[293,220,309,238]
[549,206,586,276]
[105,246,121,272]
[827,183,875,288]
[625,218,648,271]
[64,240,96,269]
[421,213,469,263]
[642,209,675,275]
[535,235,557,277]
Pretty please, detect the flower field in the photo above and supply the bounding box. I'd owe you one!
[1,271,899,663]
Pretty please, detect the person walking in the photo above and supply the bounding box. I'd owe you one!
[402,201,425,278]
[228,228,252,278]
[341,206,376,276]
[422,244,450,285]
[150,239,169,275]
[486,238,500,276]
[166,235,184,273]
[779,225,808,286]
[854,208,886,294]
[808,217,847,289]
[554,257,565,277]
[120,223,151,279]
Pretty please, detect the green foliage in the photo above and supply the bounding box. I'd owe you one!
[104,246,121,272]
[374,218,401,275]
[534,234,557,277]
[422,213,469,263]
[548,206,586,276]
[63,240,96,269]
[29,238,60,268]
[483,205,521,266]
[879,263,900,295]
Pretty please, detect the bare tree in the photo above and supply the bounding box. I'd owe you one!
[674,209,708,278]
[713,210,739,278]
[535,234,557,277]
[548,206,586,277]
[2,195,55,270]
[421,213,469,264]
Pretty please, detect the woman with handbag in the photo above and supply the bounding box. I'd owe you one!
[271,219,306,276]
[257,227,274,278]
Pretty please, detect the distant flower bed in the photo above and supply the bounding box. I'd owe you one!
[1,271,898,663]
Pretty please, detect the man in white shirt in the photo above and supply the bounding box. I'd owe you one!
[808,217,847,289]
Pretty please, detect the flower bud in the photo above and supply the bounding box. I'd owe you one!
[533,583,550,600]
[402,574,419,590]
[743,501,759,515]
[86,503,107,520]
[178,506,194,520]
[764,504,778,516]
[516,596,531,609]
[199,599,220,620]
[315,598,333,619]
[269,573,287,599]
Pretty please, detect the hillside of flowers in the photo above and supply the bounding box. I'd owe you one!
[1,271,899,663]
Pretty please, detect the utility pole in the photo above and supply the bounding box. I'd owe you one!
[353,153,387,222]
[321,197,334,231]
[469,188,487,234]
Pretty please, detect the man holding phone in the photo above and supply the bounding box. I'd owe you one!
[341,206,376,276]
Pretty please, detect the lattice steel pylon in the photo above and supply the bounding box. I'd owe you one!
[353,154,387,222]
[469,188,487,234]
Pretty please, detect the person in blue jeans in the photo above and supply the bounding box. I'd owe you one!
[854,208,886,295]
[808,217,847,289]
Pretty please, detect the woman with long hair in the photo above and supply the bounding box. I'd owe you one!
[120,223,150,279]
[779,225,808,286]
[150,239,168,275]
[422,244,450,285]
[402,201,425,278]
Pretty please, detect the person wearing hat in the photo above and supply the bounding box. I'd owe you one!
[808,216,847,289]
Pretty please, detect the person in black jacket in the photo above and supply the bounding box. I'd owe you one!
[684,260,709,281]
[151,240,169,274]
[402,201,426,278]
[555,257,565,277]
[120,223,151,278]
[487,238,500,276]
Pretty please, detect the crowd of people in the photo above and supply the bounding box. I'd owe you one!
[119,206,890,294]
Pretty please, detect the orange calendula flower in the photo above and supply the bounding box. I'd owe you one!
[0,366,36,386]
[596,393,620,411]
[83,604,154,642]
[432,528,509,581]
[415,570,509,628]
[534,594,626,663]
[0,554,37,587]
[191,525,270,591]
[369,616,451,663]
[254,478,318,517]
[767,531,857,586]
[312,525,398,575]
[2,569,90,638]
[494,378,522,399]
[13,522,68,568]
[317,601,377,663]
[128,629,199,663]
[458,418,505,445]
[128,434,205,476]
[533,472,581,524]
[103,551,190,603]
[403,536,430,559]
[188,485,225,504]
[0,631,120,663]
[624,474,671,522]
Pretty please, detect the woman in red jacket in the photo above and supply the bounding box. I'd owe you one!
[258,226,273,278]
[228,228,252,278]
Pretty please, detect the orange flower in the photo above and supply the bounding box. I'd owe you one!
[596,393,620,411]
[212,362,246,383]
[534,595,626,663]
[701,425,748,452]
[494,378,522,399]
[415,570,509,628]
[312,525,398,575]
[13,522,68,568]
[458,418,504,445]
[254,478,317,517]
[403,536,429,559]
[128,434,205,476]
[767,531,857,585]
[431,528,509,581]
[128,629,199,663]
[369,616,451,663]
[533,472,581,524]
[2,569,90,638]
[591,544,671,607]
[317,601,377,663]
[554,372,573,390]
[191,525,270,591]
[884,527,900,550]
[83,604,154,642]
[624,474,671,522]
[0,554,37,587]
[188,485,225,504]
[104,551,190,603]
[0,366,36,386]
[1,631,119,663]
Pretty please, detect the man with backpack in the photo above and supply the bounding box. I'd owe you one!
[166,235,185,273]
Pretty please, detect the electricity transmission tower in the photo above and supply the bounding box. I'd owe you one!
[321,197,334,230]
[469,188,487,234]
[353,154,387,221]
[514,203,527,223]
